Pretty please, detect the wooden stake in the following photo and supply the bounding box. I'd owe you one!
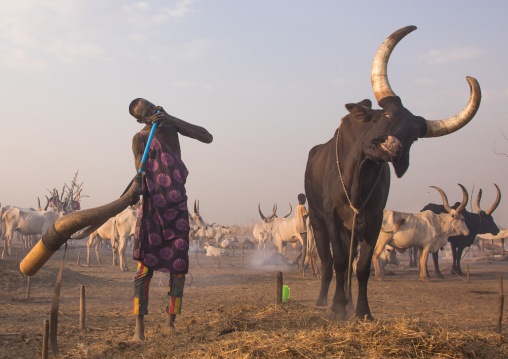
[79,285,86,330]
[26,276,31,300]
[277,271,283,305]
[42,319,49,359]
[498,275,504,334]
[1,250,4,260]
[76,252,81,267]
[466,264,470,283]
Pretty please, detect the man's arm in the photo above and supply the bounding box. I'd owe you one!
[149,111,213,144]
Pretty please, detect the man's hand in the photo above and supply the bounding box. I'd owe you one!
[147,110,172,125]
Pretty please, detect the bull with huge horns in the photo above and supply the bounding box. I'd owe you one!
[304,26,481,320]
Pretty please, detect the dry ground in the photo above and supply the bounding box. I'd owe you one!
[0,240,507,358]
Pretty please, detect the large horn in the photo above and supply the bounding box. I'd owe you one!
[424,77,481,138]
[475,189,483,213]
[258,204,266,220]
[430,186,453,213]
[371,25,417,102]
[456,184,469,213]
[269,204,277,220]
[485,184,501,215]
[37,197,43,211]
[20,174,142,276]
[44,196,50,211]
[194,200,198,214]
[283,203,292,218]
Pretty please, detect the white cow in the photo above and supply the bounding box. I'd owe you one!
[197,225,231,246]
[220,238,234,248]
[353,244,399,275]
[86,216,116,265]
[373,185,469,281]
[2,207,62,255]
[271,210,307,267]
[203,243,229,257]
[113,207,138,271]
[253,204,291,255]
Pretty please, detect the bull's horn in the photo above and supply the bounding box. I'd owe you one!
[485,184,501,215]
[456,184,469,213]
[371,25,417,102]
[283,203,292,218]
[20,174,141,276]
[430,185,453,213]
[37,197,43,211]
[424,77,481,138]
[194,200,198,214]
[44,196,50,211]
[258,204,266,220]
[270,204,277,220]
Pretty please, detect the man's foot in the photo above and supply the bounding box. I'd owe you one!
[131,315,145,341]
[165,314,176,331]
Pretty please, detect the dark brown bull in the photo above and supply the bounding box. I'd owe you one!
[304,26,481,320]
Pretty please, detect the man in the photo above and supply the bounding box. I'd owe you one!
[129,98,213,341]
[294,193,308,266]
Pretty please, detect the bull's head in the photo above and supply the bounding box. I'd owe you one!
[431,184,470,236]
[190,200,207,229]
[347,26,481,178]
[475,184,501,235]
[258,203,276,223]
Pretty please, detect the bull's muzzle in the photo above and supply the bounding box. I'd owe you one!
[380,136,402,157]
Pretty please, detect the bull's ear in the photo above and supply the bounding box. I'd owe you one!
[392,151,410,178]
[345,100,374,122]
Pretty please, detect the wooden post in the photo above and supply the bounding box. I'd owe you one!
[466,264,470,283]
[77,252,81,267]
[26,276,31,300]
[277,271,283,305]
[42,319,49,359]
[1,250,4,260]
[79,285,86,330]
[498,275,504,334]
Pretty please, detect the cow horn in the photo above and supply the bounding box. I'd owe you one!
[194,200,198,214]
[456,184,469,213]
[20,174,142,276]
[37,197,43,211]
[44,196,50,211]
[270,204,277,220]
[283,203,292,218]
[371,25,417,102]
[485,184,501,215]
[430,185,453,213]
[424,77,481,138]
[258,204,266,220]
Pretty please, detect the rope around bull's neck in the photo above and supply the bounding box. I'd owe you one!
[335,119,384,303]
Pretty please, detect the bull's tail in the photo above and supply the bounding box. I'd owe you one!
[380,218,405,233]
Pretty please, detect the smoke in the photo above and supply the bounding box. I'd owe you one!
[248,250,295,270]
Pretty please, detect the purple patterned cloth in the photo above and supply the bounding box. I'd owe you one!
[132,132,190,274]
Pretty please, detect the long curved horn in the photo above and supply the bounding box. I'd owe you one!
[424,77,481,138]
[37,197,43,211]
[20,174,142,276]
[430,186,453,213]
[475,189,483,213]
[258,204,266,220]
[456,184,469,213]
[371,25,417,102]
[485,184,501,215]
[44,196,50,211]
[194,200,198,214]
[269,204,277,220]
[283,203,292,218]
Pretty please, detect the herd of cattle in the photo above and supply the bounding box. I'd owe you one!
[0,26,506,322]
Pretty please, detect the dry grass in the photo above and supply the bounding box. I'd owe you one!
[84,302,507,359]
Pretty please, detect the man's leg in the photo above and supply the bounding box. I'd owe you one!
[132,262,153,341]
[165,274,186,330]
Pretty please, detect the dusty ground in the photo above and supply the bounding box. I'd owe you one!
[0,239,507,358]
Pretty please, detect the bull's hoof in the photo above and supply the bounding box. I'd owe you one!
[419,276,429,282]
[355,313,374,321]
[436,273,444,279]
[375,275,384,281]
[316,298,327,307]
[326,310,346,321]
[452,270,464,276]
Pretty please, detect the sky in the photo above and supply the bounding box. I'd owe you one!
[0,1,507,228]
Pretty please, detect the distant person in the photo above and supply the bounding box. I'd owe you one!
[293,193,308,265]
[129,98,213,341]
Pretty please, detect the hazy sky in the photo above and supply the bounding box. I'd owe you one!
[1,1,507,228]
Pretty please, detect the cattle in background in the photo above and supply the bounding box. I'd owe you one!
[353,244,399,275]
[373,185,469,281]
[113,207,138,271]
[423,184,501,276]
[203,243,229,257]
[2,207,63,256]
[305,26,481,320]
[253,204,291,254]
[87,217,116,265]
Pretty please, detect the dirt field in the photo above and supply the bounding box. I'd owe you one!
[1,239,507,358]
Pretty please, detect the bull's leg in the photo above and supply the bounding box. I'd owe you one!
[372,235,389,281]
[355,240,374,320]
[312,222,333,307]
[86,236,93,265]
[455,246,465,275]
[118,236,129,272]
[432,251,443,279]
[451,244,460,275]
[419,247,430,282]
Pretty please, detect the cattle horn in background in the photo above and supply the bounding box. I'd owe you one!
[475,183,501,215]
[258,203,276,220]
[283,203,292,218]
[20,174,142,276]
[430,184,469,213]
[371,25,481,138]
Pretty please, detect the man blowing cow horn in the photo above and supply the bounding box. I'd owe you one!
[304,25,481,321]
